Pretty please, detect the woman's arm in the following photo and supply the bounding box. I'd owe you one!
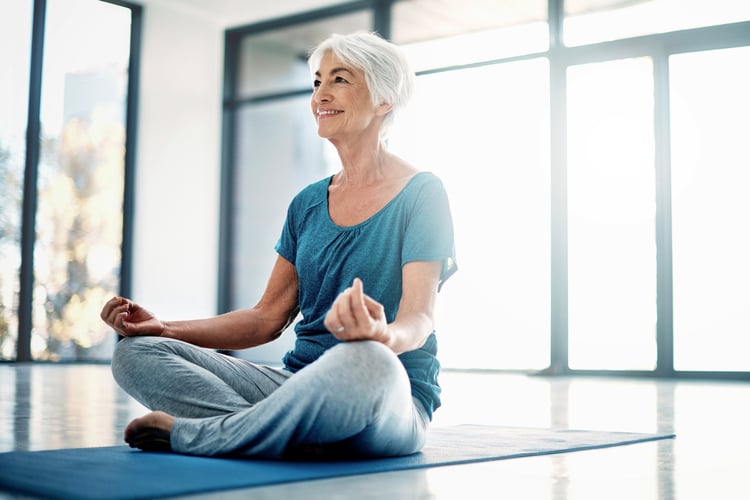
[324,260,441,354]
[101,255,300,350]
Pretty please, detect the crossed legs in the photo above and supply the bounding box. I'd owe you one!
[111,336,428,459]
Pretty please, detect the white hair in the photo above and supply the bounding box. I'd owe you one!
[308,31,415,138]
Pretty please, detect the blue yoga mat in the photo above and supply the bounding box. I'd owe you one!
[0,425,674,500]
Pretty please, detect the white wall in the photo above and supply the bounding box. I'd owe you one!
[131,0,340,320]
[131,3,223,319]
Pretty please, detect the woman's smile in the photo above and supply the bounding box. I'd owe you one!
[317,108,343,119]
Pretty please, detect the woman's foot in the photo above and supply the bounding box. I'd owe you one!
[124,411,176,452]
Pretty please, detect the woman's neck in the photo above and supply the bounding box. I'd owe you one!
[333,139,395,187]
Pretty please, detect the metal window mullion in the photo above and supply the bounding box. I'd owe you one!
[549,57,568,374]
[119,2,143,301]
[373,0,392,39]
[17,0,47,362]
[653,49,675,376]
[549,0,563,48]
[218,31,242,315]
[548,0,568,373]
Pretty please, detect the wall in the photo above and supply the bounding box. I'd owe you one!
[130,2,223,319]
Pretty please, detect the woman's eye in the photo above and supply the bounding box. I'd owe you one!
[335,76,348,83]
[313,79,321,87]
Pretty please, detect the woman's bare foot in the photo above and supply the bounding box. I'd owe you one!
[124,411,176,452]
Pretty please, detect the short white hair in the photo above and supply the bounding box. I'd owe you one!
[308,31,415,138]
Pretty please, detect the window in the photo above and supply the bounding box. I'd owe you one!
[566,57,657,370]
[391,0,548,72]
[564,0,750,47]
[31,0,133,360]
[236,12,372,99]
[1,0,139,361]
[670,46,750,372]
[222,1,750,377]
[0,1,33,360]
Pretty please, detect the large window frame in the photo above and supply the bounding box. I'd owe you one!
[550,20,750,380]
[220,0,750,380]
[9,0,141,362]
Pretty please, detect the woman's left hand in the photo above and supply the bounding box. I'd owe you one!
[325,278,390,345]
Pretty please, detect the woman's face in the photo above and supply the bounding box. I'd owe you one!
[311,51,385,142]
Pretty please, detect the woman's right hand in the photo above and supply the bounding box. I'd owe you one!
[100,296,165,337]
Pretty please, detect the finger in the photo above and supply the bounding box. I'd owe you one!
[325,298,346,336]
[100,296,122,321]
[352,278,364,305]
[103,301,128,328]
[337,288,357,330]
[350,278,370,325]
[323,308,337,333]
[114,306,139,334]
[112,297,129,312]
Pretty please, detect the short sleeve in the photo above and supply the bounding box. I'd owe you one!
[275,194,301,265]
[402,174,457,290]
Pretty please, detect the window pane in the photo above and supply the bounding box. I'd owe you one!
[393,0,548,72]
[567,57,657,370]
[565,0,750,47]
[237,10,372,98]
[389,59,551,370]
[0,0,33,360]
[671,46,750,372]
[32,0,131,360]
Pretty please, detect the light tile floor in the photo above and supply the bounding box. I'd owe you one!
[1,364,748,499]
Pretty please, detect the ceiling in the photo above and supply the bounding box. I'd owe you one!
[140,0,641,31]
[140,0,553,49]
[140,0,346,28]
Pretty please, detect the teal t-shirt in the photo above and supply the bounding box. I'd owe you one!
[275,171,457,418]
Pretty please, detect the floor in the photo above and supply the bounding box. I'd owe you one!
[0,364,748,499]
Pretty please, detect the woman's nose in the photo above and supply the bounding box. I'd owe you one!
[314,83,332,102]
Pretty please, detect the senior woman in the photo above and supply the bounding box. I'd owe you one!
[100,31,457,459]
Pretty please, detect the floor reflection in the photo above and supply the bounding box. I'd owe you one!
[1,364,147,452]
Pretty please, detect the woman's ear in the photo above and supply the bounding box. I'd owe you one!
[376,102,394,116]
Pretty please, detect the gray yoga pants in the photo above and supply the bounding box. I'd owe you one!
[111,336,430,458]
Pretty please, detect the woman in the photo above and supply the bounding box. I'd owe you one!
[100,31,457,459]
